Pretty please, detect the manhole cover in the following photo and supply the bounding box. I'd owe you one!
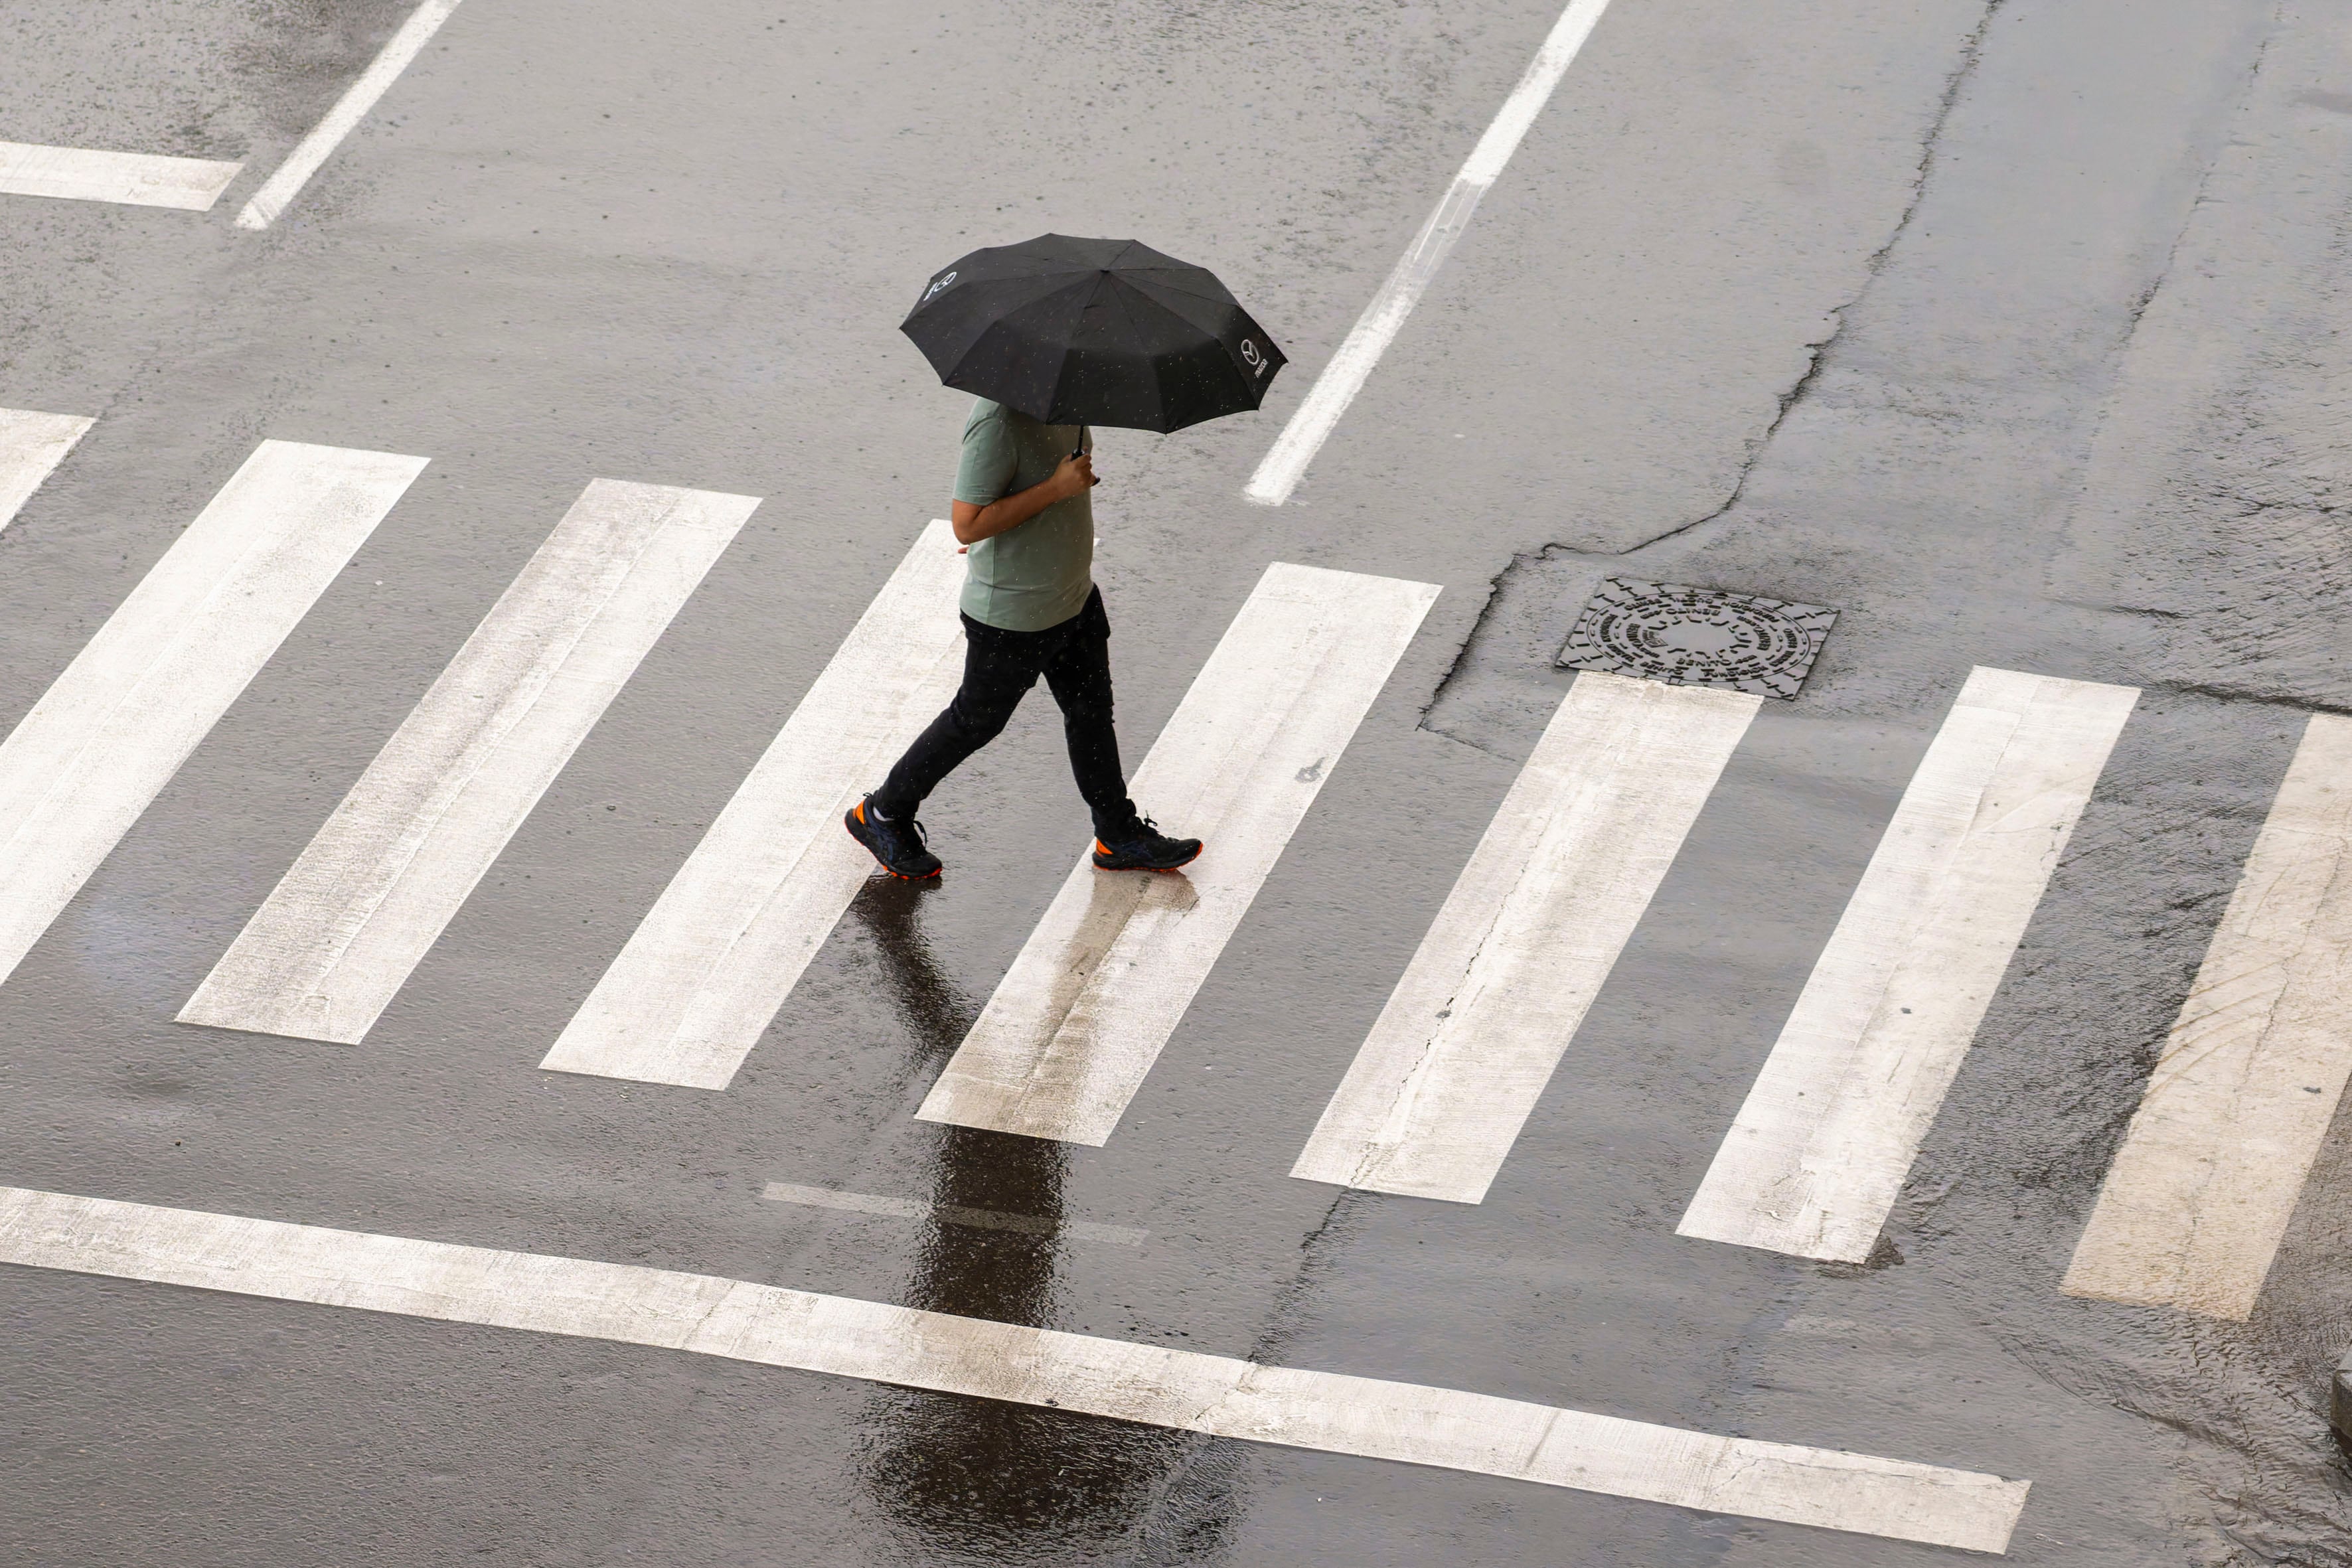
[1556,578,1838,700]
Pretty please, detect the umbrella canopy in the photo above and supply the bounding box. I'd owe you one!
[900,234,1287,433]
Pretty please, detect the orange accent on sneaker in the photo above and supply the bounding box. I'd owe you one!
[1095,840,1110,854]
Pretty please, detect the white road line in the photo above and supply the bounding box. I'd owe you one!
[178,481,757,1046]
[1293,673,1760,1203]
[538,521,967,1089]
[235,0,465,230]
[1243,0,1613,506]
[761,1182,1147,1247]
[917,564,1439,1146]
[0,141,244,211]
[0,408,94,531]
[0,1185,2029,1551]
[1679,668,2139,1263]
[0,440,423,990]
[2063,714,2352,1319]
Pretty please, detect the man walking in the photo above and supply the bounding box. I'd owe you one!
[845,397,1202,881]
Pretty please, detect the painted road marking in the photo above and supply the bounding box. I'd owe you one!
[2063,714,2352,1319]
[1243,0,1613,506]
[0,408,94,531]
[917,564,1439,1146]
[0,1185,2029,1551]
[761,1182,1146,1247]
[236,0,466,230]
[0,140,244,210]
[538,521,966,1088]
[1293,673,1759,1203]
[1679,668,2138,1263]
[0,441,423,990]
[179,481,757,1046]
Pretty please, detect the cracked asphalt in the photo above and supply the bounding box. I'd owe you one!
[5,0,2352,1563]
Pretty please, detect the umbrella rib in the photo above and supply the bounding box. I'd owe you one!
[1034,274,1115,422]
[1041,270,1123,425]
[1101,279,1167,430]
[1143,276,1257,420]
[1113,270,1240,305]
[943,274,1098,421]
[1117,282,1245,339]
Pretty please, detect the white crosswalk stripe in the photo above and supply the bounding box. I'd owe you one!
[0,408,93,532]
[0,1184,2030,1553]
[178,480,757,1046]
[2064,712,2352,1319]
[234,0,467,230]
[1293,672,1758,1203]
[538,520,967,1089]
[1678,666,2138,1263]
[1243,0,1616,506]
[0,140,244,210]
[917,563,1438,1146]
[0,439,423,991]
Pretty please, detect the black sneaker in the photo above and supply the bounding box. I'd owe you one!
[1091,817,1202,872]
[846,795,942,880]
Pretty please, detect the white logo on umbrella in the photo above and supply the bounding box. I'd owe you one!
[921,270,959,304]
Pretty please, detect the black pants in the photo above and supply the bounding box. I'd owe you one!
[874,588,1139,839]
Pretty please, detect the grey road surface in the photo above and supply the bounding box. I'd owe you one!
[5,0,2351,1564]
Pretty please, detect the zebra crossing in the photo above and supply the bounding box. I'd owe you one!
[1292,672,1757,1202]
[4,404,2352,1561]
[2065,712,2352,1320]
[179,480,759,1046]
[1680,668,2141,1263]
[0,405,2342,1529]
[0,437,424,992]
[917,563,1437,1144]
[537,518,969,1089]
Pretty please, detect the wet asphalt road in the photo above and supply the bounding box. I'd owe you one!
[6,0,2352,1563]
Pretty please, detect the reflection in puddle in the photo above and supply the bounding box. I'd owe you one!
[846,878,1236,1563]
[1033,868,1201,1069]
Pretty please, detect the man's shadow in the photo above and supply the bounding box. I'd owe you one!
[846,876,1237,1561]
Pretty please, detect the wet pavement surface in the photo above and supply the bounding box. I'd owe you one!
[5,0,2352,1563]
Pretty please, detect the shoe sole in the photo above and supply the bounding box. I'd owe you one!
[845,803,941,880]
[1091,841,1204,873]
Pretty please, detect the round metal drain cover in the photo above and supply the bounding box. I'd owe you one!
[1557,578,1838,700]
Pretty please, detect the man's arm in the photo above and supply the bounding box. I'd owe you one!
[952,452,1096,546]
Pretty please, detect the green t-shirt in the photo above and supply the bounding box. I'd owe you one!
[955,399,1093,631]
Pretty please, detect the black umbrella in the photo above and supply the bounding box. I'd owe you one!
[899,234,1286,433]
